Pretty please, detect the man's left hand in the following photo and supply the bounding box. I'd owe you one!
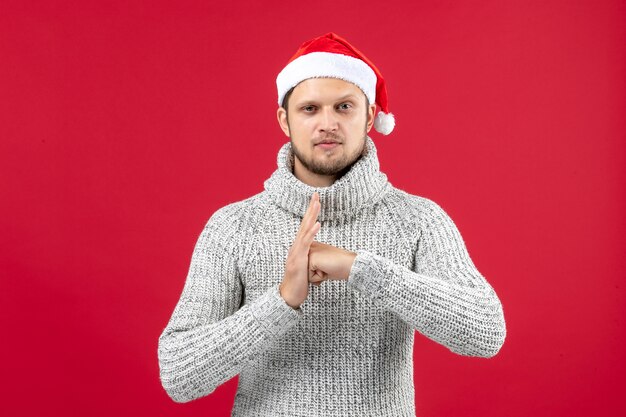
[308,241,357,286]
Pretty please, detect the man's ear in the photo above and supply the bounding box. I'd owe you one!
[277,107,290,137]
[366,103,376,133]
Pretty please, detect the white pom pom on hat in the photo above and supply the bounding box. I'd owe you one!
[276,32,395,136]
[374,111,395,135]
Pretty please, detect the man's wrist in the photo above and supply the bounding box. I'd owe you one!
[279,283,301,310]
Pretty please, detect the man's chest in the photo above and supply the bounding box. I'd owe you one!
[238,212,417,301]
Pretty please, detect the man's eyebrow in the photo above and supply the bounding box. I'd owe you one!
[334,94,359,101]
[294,94,360,106]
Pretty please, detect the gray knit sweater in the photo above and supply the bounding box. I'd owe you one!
[158,136,506,416]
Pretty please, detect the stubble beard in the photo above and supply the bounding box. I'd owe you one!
[289,128,368,177]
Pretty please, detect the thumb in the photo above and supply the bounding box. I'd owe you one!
[309,269,319,282]
[309,269,327,283]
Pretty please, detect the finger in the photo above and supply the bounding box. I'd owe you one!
[305,221,321,242]
[297,193,320,236]
[292,196,320,256]
[303,198,320,237]
[295,217,320,256]
[309,267,318,280]
[303,192,319,222]
[296,194,315,235]
[316,271,328,282]
[309,268,327,283]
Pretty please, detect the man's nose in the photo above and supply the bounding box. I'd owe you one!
[319,107,338,132]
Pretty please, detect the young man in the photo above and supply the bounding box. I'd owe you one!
[158,32,506,416]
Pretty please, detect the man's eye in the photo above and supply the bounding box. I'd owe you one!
[338,103,352,110]
[303,106,315,112]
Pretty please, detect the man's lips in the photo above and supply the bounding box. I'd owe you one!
[315,139,342,145]
[316,142,341,149]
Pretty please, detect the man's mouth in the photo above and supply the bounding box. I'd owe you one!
[316,141,341,149]
[315,139,342,145]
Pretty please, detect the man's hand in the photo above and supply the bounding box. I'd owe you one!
[279,192,321,309]
[308,241,357,285]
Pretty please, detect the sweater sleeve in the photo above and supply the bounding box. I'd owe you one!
[346,198,507,358]
[157,206,303,403]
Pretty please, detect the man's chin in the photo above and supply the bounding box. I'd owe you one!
[311,158,354,176]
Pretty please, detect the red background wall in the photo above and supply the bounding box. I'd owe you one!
[1,1,624,416]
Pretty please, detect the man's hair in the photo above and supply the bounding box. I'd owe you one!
[282,83,370,119]
[282,86,296,116]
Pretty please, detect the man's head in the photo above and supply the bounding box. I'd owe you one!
[275,32,395,185]
[277,77,376,182]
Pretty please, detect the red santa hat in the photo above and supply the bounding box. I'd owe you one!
[276,32,395,135]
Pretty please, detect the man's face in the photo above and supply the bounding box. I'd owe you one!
[277,77,376,180]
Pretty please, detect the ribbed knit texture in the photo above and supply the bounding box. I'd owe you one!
[157,136,507,416]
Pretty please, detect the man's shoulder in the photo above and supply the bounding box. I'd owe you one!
[196,192,266,254]
[389,187,445,216]
[390,188,463,238]
[205,192,265,229]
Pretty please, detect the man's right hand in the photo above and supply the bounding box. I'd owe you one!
[279,192,321,309]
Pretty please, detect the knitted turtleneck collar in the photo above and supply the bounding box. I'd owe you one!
[264,135,392,222]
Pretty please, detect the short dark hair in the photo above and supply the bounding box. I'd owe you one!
[282,86,296,115]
